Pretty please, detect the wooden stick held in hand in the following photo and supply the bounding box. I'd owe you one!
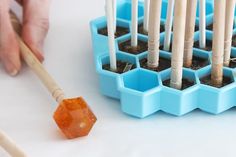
[211,0,226,87]
[147,0,162,68]
[183,0,197,67]
[170,0,187,90]
[223,0,236,67]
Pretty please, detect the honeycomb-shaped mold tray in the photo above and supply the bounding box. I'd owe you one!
[90,0,236,118]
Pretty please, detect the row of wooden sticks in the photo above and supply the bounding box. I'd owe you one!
[105,0,236,89]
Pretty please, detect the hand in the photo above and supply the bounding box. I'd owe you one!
[0,0,50,76]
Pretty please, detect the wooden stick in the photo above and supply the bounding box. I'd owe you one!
[0,130,27,157]
[10,11,65,103]
[106,0,117,71]
[112,0,117,32]
[223,0,236,66]
[199,0,206,48]
[143,0,150,33]
[147,0,162,68]
[183,0,197,67]
[211,0,226,87]
[170,0,187,90]
[163,0,175,51]
[131,0,138,47]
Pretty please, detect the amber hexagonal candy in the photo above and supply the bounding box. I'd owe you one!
[53,97,97,139]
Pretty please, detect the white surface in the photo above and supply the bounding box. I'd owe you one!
[0,0,236,157]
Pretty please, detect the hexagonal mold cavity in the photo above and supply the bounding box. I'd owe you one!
[139,51,171,72]
[97,20,130,38]
[160,69,199,116]
[184,49,210,71]
[101,53,137,74]
[119,69,161,118]
[118,35,148,55]
[97,53,137,99]
[116,1,144,21]
[138,21,165,36]
[198,67,236,114]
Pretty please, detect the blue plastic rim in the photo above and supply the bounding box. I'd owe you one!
[90,0,236,118]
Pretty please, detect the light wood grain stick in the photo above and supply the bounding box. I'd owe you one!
[183,0,197,67]
[170,0,187,90]
[223,0,236,67]
[211,0,226,87]
[0,130,27,157]
[147,0,162,68]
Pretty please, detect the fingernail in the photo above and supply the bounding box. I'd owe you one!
[9,69,18,76]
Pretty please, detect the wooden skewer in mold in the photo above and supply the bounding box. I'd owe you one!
[147,0,162,68]
[183,0,198,67]
[170,0,187,90]
[106,0,117,71]
[143,0,150,33]
[163,0,175,51]
[131,0,138,47]
[211,0,226,87]
[223,0,236,67]
[199,0,206,48]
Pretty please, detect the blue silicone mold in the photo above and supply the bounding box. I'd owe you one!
[90,0,236,118]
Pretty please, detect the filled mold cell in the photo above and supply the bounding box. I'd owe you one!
[139,51,171,72]
[97,20,130,38]
[119,69,161,118]
[97,53,137,99]
[118,35,148,55]
[198,67,236,114]
[160,69,199,116]
[184,49,210,71]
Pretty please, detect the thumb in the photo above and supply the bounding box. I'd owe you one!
[21,0,51,62]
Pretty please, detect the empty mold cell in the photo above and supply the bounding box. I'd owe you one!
[119,69,161,118]
[118,35,148,55]
[160,69,199,116]
[139,51,171,73]
[97,53,137,99]
[198,67,236,114]
[116,0,144,22]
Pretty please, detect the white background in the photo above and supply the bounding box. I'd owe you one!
[1,0,236,157]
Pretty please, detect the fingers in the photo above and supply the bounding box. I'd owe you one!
[0,0,21,76]
[21,0,51,62]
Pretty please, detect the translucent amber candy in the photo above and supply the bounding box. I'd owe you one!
[53,97,97,139]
